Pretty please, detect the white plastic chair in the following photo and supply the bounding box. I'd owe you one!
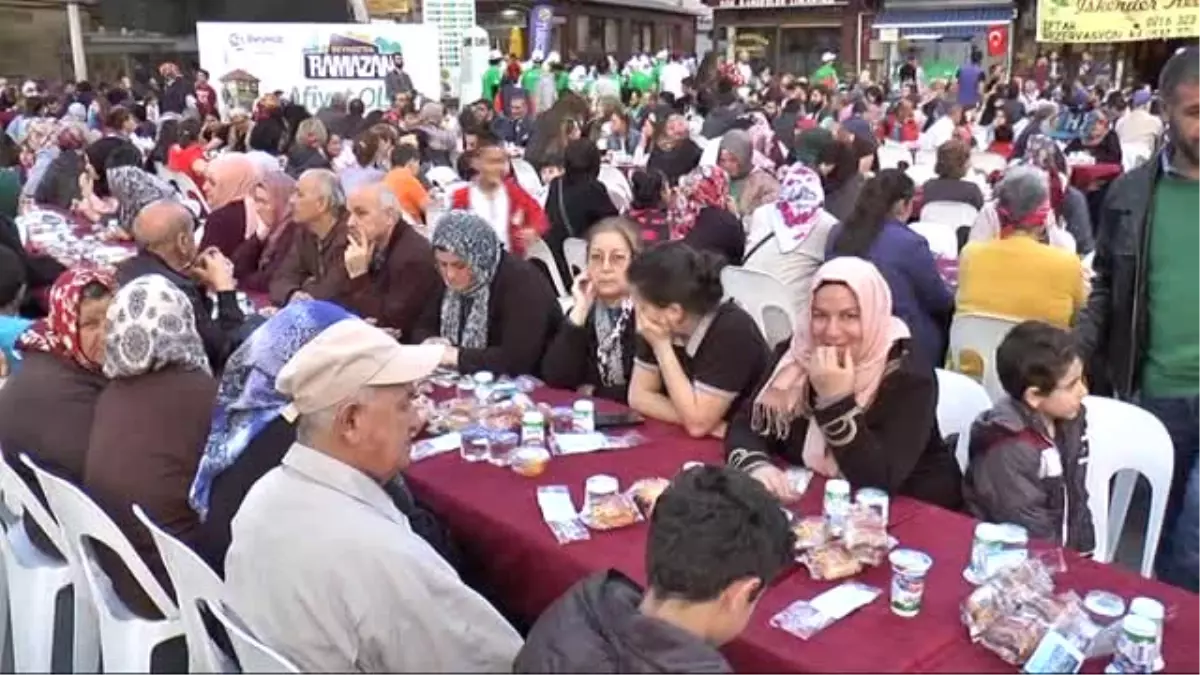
[877,143,914,170]
[913,148,938,167]
[699,136,720,167]
[1081,396,1174,577]
[720,266,794,348]
[905,163,937,187]
[909,221,960,261]
[204,599,299,673]
[598,165,632,212]
[510,158,542,197]
[562,237,587,279]
[946,313,1021,401]
[969,151,1009,176]
[524,238,568,298]
[935,369,993,472]
[23,456,183,673]
[921,200,980,230]
[425,165,460,190]
[133,505,232,673]
[0,452,98,673]
[1120,143,1152,172]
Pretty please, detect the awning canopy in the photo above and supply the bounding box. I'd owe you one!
[874,7,1013,38]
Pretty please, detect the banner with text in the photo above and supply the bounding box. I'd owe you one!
[196,22,441,113]
[1036,0,1199,42]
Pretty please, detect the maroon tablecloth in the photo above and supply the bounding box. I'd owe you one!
[1069,163,1122,190]
[405,387,1200,674]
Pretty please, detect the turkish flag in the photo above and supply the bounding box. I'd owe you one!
[986,24,1008,56]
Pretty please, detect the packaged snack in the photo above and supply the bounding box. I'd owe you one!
[844,504,889,564]
[791,516,829,551]
[800,542,863,581]
[628,478,671,517]
[537,485,590,544]
[580,493,643,531]
[979,613,1049,665]
[510,446,551,477]
[771,582,882,640]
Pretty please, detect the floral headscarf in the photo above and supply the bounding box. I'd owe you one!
[108,165,177,229]
[17,268,116,371]
[1080,110,1109,146]
[103,274,211,379]
[1022,135,1068,216]
[773,164,826,253]
[190,300,352,519]
[669,165,730,239]
[431,210,503,350]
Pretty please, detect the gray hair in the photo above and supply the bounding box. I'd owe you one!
[295,387,373,445]
[996,165,1049,226]
[300,168,346,213]
[296,118,329,146]
[374,182,401,215]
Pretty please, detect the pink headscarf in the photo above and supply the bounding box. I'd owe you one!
[752,257,910,477]
[205,153,261,212]
[254,171,297,263]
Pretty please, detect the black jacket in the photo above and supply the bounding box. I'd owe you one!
[541,304,636,404]
[513,570,731,674]
[1074,150,1161,399]
[544,178,618,284]
[963,398,1095,554]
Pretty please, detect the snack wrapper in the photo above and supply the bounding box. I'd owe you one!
[580,493,644,531]
[771,582,882,640]
[791,516,829,551]
[627,478,671,517]
[537,485,590,544]
[799,542,863,581]
[844,504,889,565]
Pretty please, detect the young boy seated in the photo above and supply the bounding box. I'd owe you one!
[514,466,794,673]
[963,320,1094,554]
[0,246,32,375]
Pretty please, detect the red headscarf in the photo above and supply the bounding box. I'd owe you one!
[668,165,731,239]
[17,268,116,371]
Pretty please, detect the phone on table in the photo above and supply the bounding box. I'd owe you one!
[594,410,645,429]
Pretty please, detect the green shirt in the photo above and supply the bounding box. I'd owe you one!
[555,71,569,93]
[628,70,654,93]
[1141,172,1200,396]
[520,68,542,93]
[482,65,503,102]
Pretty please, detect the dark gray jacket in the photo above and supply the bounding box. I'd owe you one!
[963,397,1095,554]
[384,69,413,103]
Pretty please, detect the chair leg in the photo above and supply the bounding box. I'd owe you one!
[7,570,58,673]
[1107,470,1137,561]
[1141,481,1169,579]
[72,587,100,673]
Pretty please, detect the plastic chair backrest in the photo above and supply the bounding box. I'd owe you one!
[720,266,794,348]
[0,451,68,557]
[877,143,913,170]
[909,221,960,261]
[1081,395,1174,577]
[905,163,937,187]
[913,148,938,167]
[524,238,568,297]
[598,165,632,212]
[562,237,587,279]
[946,313,1020,401]
[510,158,542,196]
[426,165,460,190]
[133,505,232,673]
[699,138,720,167]
[203,599,300,673]
[969,151,1008,176]
[21,455,179,620]
[1120,143,1152,172]
[921,200,980,230]
[934,369,993,472]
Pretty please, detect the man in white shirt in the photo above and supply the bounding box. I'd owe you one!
[224,319,523,673]
[660,53,689,100]
[1115,89,1164,151]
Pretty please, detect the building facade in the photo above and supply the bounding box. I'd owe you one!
[707,0,865,79]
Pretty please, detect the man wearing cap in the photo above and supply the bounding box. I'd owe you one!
[521,50,545,97]
[224,319,523,671]
[1115,88,1163,151]
[482,50,505,104]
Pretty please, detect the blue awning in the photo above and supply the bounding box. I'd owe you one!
[874,7,1013,39]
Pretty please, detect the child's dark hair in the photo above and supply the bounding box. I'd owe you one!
[996,320,1081,400]
[630,169,666,209]
[647,466,794,603]
[626,242,724,316]
[391,143,420,168]
[830,169,914,257]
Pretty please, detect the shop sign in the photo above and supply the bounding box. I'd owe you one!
[1036,0,1199,42]
[715,0,846,9]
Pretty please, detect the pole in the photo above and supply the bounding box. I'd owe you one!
[347,0,370,22]
[66,1,87,82]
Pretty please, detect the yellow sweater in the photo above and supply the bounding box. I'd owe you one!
[956,235,1086,328]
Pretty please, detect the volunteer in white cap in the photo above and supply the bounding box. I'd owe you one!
[223,319,523,673]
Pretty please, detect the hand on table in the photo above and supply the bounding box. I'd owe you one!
[749,464,800,503]
[190,247,236,293]
[808,346,855,402]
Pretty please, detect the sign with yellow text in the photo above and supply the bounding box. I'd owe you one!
[1036,0,1199,42]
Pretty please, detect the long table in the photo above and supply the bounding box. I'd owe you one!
[404,388,1200,674]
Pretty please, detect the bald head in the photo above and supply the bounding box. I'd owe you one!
[132,200,196,267]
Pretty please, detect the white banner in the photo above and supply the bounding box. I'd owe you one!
[196,22,441,113]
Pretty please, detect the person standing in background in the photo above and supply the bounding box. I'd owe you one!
[384,53,414,106]
[956,50,985,110]
[194,69,218,119]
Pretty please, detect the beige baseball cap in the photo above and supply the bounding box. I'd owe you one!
[277,319,444,422]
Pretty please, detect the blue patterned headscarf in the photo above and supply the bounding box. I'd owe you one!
[189,300,352,519]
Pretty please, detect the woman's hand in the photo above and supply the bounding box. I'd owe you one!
[749,464,799,503]
[808,346,856,402]
[568,272,595,326]
[423,336,451,347]
[636,311,672,348]
[78,171,94,198]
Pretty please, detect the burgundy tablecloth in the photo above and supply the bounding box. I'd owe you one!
[405,388,1200,674]
[1069,163,1122,190]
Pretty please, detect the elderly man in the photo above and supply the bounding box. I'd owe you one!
[342,182,439,339]
[268,169,351,306]
[224,319,523,671]
[117,200,246,370]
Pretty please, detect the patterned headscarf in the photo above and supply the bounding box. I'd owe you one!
[190,300,352,519]
[771,164,826,254]
[431,210,503,350]
[108,165,177,229]
[669,165,730,239]
[17,268,116,371]
[1022,135,1068,216]
[1080,110,1109,146]
[103,274,211,379]
[594,298,633,388]
[56,125,87,151]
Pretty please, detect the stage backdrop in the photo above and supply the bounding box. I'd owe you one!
[196,22,441,112]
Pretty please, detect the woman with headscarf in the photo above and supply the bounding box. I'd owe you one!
[544,138,619,285]
[190,299,351,570]
[199,153,261,258]
[743,164,839,324]
[645,111,703,186]
[232,171,298,294]
[1064,109,1122,165]
[718,128,781,218]
[412,210,562,376]
[957,166,1086,329]
[1013,100,1058,158]
[85,274,216,619]
[0,269,116,558]
[725,257,962,509]
[671,165,745,265]
[626,168,672,244]
[103,140,177,230]
[34,125,88,209]
[416,102,456,167]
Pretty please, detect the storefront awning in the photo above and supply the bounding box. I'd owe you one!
[874,7,1013,38]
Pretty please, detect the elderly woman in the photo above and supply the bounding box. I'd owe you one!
[1019,136,1094,254]
[718,128,781,218]
[34,125,89,209]
[672,165,745,265]
[0,269,116,557]
[415,102,456,167]
[104,141,177,229]
[412,210,562,376]
[232,171,298,293]
[645,111,703,186]
[286,117,332,178]
[85,274,217,619]
[1065,109,1123,165]
[200,153,262,258]
[957,166,1086,328]
[544,139,619,285]
[968,148,1082,254]
[1013,101,1058,158]
[915,139,985,212]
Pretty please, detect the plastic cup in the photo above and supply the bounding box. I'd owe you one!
[460,432,490,463]
[889,548,933,618]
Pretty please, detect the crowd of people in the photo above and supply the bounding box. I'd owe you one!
[0,41,1194,673]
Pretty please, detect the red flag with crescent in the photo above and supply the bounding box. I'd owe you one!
[987,24,1008,56]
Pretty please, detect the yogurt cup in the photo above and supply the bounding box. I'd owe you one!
[889,548,933,618]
